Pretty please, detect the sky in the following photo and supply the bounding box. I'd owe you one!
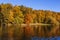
[0,0,60,12]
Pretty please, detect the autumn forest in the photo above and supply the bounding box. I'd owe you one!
[0,4,60,40]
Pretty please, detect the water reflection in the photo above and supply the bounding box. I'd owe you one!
[31,36,60,40]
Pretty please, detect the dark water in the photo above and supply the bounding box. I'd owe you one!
[31,36,60,40]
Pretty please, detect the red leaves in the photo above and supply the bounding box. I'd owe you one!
[24,13,32,24]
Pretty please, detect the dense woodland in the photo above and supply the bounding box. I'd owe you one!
[0,4,60,40]
[0,4,60,24]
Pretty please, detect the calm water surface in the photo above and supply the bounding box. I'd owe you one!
[31,36,60,40]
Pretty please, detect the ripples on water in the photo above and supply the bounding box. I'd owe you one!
[31,36,60,40]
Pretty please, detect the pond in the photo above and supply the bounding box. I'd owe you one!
[31,36,60,40]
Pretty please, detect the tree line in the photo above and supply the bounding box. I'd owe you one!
[0,3,60,24]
